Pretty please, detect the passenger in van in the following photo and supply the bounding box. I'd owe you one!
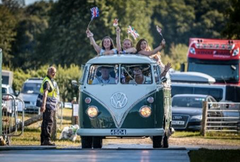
[116,26,137,54]
[92,66,116,84]
[86,28,118,55]
[151,54,171,77]
[129,66,151,84]
[136,38,165,56]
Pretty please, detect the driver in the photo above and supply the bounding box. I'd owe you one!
[92,66,115,84]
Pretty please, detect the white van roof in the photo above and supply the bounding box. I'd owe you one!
[86,55,156,64]
[170,71,216,84]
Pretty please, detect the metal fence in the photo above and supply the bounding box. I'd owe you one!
[1,93,63,145]
[201,101,240,136]
[1,94,25,145]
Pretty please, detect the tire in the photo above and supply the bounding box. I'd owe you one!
[92,136,103,148]
[163,133,169,148]
[81,136,92,149]
[152,136,162,148]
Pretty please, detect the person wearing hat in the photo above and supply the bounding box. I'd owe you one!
[92,66,116,84]
[129,66,151,84]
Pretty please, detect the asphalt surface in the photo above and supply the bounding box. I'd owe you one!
[0,144,191,162]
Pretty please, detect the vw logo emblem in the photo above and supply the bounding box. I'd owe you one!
[110,92,128,109]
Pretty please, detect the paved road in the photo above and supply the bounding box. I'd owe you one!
[0,149,190,162]
[0,144,190,162]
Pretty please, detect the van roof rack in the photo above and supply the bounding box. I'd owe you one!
[170,71,216,84]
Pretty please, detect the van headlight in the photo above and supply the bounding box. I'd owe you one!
[86,106,98,118]
[139,106,151,118]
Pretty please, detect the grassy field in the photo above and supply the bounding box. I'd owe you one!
[11,108,81,146]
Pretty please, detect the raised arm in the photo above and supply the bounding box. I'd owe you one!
[86,29,101,54]
[139,39,166,56]
[125,47,137,53]
[116,26,121,53]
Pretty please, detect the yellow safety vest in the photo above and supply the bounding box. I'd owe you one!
[40,77,57,98]
[39,76,57,110]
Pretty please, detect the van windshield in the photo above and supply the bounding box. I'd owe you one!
[87,64,119,85]
[21,83,41,94]
[121,64,152,84]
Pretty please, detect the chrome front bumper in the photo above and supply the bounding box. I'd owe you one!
[77,128,164,137]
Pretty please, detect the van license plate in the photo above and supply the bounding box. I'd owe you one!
[172,121,185,125]
[110,129,126,135]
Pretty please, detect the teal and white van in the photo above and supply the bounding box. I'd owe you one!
[77,54,173,148]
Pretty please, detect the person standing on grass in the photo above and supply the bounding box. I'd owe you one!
[39,66,58,146]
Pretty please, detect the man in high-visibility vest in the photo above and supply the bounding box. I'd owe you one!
[40,66,58,146]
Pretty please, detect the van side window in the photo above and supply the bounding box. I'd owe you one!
[121,64,152,84]
[87,64,119,85]
[153,65,161,84]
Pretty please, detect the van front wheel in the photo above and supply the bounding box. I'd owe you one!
[152,136,162,148]
[93,136,103,148]
[81,136,92,148]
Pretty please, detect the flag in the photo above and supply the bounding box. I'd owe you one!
[127,26,139,40]
[156,25,162,35]
[90,7,99,20]
[113,19,118,27]
[127,26,133,34]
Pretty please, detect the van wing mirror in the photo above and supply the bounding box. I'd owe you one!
[71,80,78,87]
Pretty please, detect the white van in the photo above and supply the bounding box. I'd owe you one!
[77,55,173,149]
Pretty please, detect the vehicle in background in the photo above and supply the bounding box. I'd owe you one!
[183,38,240,102]
[18,78,42,113]
[171,82,226,102]
[64,102,72,108]
[172,94,218,131]
[2,84,16,114]
[170,71,215,84]
[186,38,240,85]
[2,70,13,86]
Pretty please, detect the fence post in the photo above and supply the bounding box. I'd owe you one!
[201,101,207,136]
[0,48,2,137]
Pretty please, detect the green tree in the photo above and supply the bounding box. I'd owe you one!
[0,5,17,66]
[151,0,195,49]
[11,1,53,69]
[161,43,188,70]
[222,0,240,39]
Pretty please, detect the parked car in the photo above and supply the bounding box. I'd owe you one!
[18,78,43,113]
[171,94,217,131]
[64,102,72,108]
[2,84,16,114]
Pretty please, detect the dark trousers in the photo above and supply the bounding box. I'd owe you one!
[41,109,54,144]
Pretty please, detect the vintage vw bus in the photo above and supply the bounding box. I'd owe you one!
[77,54,172,148]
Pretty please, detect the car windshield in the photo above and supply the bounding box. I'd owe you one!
[172,96,206,108]
[21,83,41,94]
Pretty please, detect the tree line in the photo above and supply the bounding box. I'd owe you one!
[0,0,240,101]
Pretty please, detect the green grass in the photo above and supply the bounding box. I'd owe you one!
[10,108,81,146]
[189,149,240,162]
